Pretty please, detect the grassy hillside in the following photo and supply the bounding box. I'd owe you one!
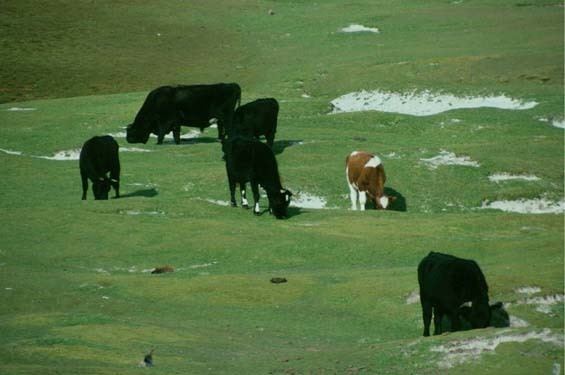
[0,0,563,374]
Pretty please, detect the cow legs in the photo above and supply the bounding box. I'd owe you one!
[358,191,367,211]
[251,181,261,215]
[240,183,249,208]
[110,161,120,198]
[348,185,359,210]
[421,298,433,337]
[172,126,181,145]
[227,171,237,207]
[433,306,444,335]
[81,170,89,200]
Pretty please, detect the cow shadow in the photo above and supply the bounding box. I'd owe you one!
[254,206,303,219]
[119,188,159,199]
[272,140,304,155]
[180,136,219,145]
[385,187,407,212]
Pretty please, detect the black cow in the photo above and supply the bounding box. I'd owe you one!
[231,98,279,148]
[126,83,241,145]
[440,302,510,332]
[222,136,292,219]
[418,252,491,337]
[80,135,120,200]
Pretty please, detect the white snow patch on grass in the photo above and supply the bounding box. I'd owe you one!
[109,131,127,138]
[420,151,480,169]
[406,290,420,305]
[291,192,328,209]
[120,210,165,216]
[340,24,380,33]
[516,286,542,295]
[121,147,152,153]
[509,316,529,328]
[150,130,202,140]
[0,148,23,155]
[5,107,36,111]
[551,118,565,129]
[481,198,564,214]
[431,329,563,369]
[489,173,540,183]
[189,261,218,269]
[204,199,231,207]
[329,90,537,116]
[37,149,81,161]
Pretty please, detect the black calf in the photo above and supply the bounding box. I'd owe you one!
[79,135,120,200]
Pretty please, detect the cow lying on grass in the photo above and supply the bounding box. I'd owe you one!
[418,251,492,337]
[80,135,120,200]
[222,136,292,219]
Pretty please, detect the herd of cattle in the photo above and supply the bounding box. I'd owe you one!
[78,82,509,336]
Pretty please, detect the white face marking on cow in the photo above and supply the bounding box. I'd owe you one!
[364,155,382,168]
[379,196,389,209]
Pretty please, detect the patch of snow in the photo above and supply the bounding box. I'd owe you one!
[514,294,565,315]
[551,118,565,129]
[301,93,311,98]
[406,290,420,304]
[290,192,327,209]
[121,147,152,153]
[204,199,231,207]
[431,329,563,369]
[481,198,564,214]
[340,24,380,33]
[420,151,480,169]
[121,210,165,216]
[37,149,81,161]
[5,107,36,111]
[189,261,218,269]
[489,173,540,183]
[109,131,127,138]
[149,130,202,140]
[509,316,529,328]
[515,286,542,295]
[329,90,537,116]
[553,363,561,375]
[0,148,23,156]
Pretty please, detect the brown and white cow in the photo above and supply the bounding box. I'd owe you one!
[345,151,393,210]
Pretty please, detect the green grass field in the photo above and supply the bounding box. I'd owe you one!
[0,0,563,373]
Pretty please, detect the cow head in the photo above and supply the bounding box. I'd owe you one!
[269,189,293,219]
[468,298,491,329]
[489,301,510,328]
[375,195,397,210]
[126,123,151,144]
[93,177,111,200]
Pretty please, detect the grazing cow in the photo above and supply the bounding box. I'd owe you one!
[441,302,510,332]
[126,83,241,144]
[418,252,491,337]
[231,98,279,148]
[80,135,120,200]
[346,151,394,210]
[222,136,292,218]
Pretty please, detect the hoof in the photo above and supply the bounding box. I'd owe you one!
[230,202,237,208]
[242,204,249,209]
